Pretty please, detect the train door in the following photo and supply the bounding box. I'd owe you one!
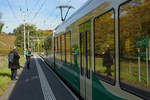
[80,21,92,100]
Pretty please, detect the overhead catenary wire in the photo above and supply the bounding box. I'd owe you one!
[44,0,60,24]
[44,0,66,29]
[6,0,21,23]
[33,0,59,28]
[31,0,47,23]
[34,0,41,7]
[29,0,42,17]
[32,0,71,30]
[25,0,29,17]
[25,0,28,11]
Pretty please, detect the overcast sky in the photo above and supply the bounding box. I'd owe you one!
[0,0,88,33]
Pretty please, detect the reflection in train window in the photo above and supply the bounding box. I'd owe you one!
[61,34,65,62]
[58,36,61,59]
[55,37,58,58]
[80,32,84,75]
[86,31,91,78]
[94,10,115,84]
[120,0,150,92]
[44,35,53,57]
[66,32,71,64]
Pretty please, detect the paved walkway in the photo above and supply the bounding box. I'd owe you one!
[1,56,77,100]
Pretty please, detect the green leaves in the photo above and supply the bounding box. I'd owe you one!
[13,24,37,53]
[0,23,4,34]
[13,24,50,53]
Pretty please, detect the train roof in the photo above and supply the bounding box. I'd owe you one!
[54,0,127,35]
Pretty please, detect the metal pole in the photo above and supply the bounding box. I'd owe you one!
[24,13,26,56]
[28,30,29,48]
[38,41,39,52]
[34,41,35,53]
[138,48,141,82]
[146,47,149,86]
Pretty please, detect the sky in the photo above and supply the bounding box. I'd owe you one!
[0,0,88,33]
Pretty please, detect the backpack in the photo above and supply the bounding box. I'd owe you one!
[8,51,14,63]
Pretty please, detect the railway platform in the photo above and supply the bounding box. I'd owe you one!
[0,55,78,100]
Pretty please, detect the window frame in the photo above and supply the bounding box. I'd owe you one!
[57,32,72,65]
[80,32,84,75]
[54,36,56,66]
[60,35,62,61]
[65,31,72,65]
[93,8,116,85]
[55,36,58,58]
[85,31,91,79]
[79,19,92,77]
[54,35,62,64]
[61,34,66,63]
[119,1,150,100]
[64,33,66,63]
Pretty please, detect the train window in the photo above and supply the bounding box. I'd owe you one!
[80,32,84,75]
[60,35,62,61]
[119,0,150,99]
[44,35,53,56]
[79,20,91,78]
[94,10,115,84]
[55,37,58,58]
[61,34,66,62]
[86,31,91,78]
[66,32,71,64]
[57,36,61,59]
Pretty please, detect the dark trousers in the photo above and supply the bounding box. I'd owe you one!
[27,57,30,69]
[11,69,17,80]
[106,65,112,76]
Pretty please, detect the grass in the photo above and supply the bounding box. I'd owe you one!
[0,56,25,96]
[95,57,150,89]
[120,59,150,89]
[95,58,115,77]
[54,55,150,89]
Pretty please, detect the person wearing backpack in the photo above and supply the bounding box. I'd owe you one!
[8,46,20,80]
[26,48,31,69]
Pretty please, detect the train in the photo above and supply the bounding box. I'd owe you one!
[43,0,150,100]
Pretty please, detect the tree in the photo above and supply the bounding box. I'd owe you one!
[0,13,4,34]
[120,0,150,57]
[0,23,4,33]
[13,24,52,54]
[13,24,37,54]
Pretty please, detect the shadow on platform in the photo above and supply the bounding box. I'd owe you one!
[8,58,44,100]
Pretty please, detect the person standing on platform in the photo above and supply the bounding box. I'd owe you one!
[8,46,20,80]
[25,48,28,60]
[102,45,113,76]
[26,48,31,69]
[72,48,78,67]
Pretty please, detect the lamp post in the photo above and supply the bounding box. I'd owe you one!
[24,16,26,56]
[20,8,28,56]
[28,30,29,48]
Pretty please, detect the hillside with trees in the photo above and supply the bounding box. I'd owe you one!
[13,24,52,54]
[0,33,16,56]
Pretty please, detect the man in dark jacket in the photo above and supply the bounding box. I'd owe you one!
[8,46,20,80]
[102,45,113,76]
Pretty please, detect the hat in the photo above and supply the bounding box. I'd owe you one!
[106,45,110,48]
[13,46,16,50]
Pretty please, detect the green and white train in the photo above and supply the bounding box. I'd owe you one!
[43,0,150,99]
